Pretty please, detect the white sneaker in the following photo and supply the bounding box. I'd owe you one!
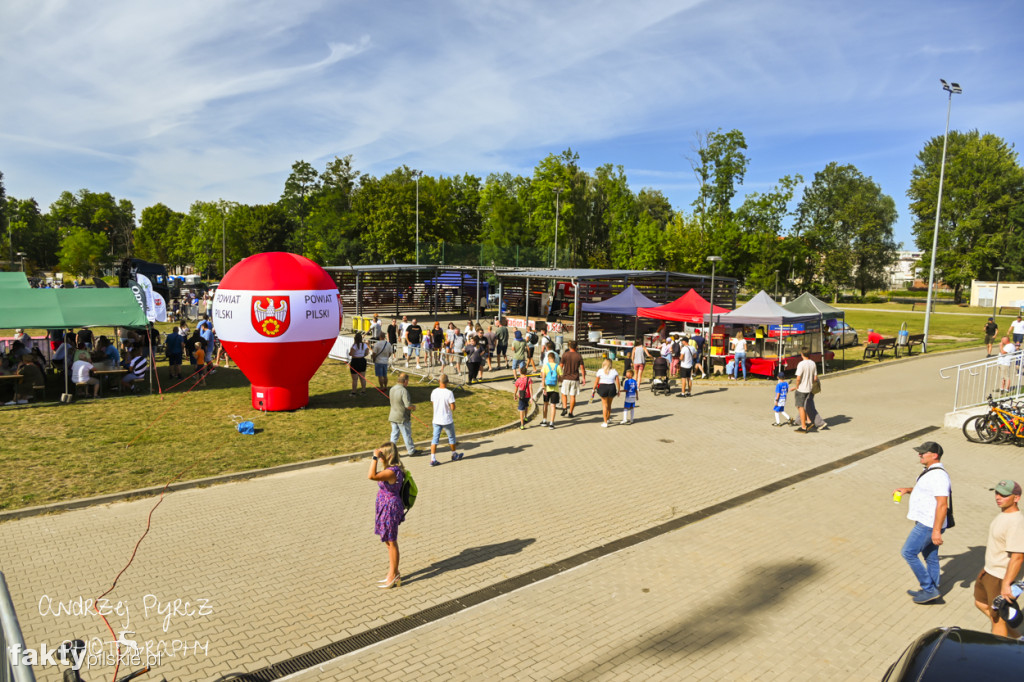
[601,422,608,428]
[3,401,15,406]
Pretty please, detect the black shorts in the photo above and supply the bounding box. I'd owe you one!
[168,352,183,366]
[680,366,692,379]
[496,343,508,356]
[544,390,559,403]
[596,384,617,399]
[350,357,367,374]
[526,346,534,358]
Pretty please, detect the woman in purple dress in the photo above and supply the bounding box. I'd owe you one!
[369,441,406,588]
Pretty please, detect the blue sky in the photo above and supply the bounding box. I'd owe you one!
[1,0,1020,249]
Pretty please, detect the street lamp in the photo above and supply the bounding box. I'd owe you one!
[993,266,1005,319]
[16,251,26,272]
[923,78,962,353]
[221,209,227,277]
[707,255,722,372]
[412,170,423,265]
[774,269,780,301]
[552,187,563,269]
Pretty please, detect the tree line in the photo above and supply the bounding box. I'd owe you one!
[2,128,1021,300]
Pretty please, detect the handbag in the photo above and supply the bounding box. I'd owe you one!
[811,378,822,395]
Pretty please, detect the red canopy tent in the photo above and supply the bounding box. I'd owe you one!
[636,289,729,322]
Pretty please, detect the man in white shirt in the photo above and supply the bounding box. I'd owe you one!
[998,337,1017,392]
[893,441,951,604]
[1011,315,1024,350]
[71,355,100,398]
[974,479,1024,638]
[369,313,382,341]
[428,374,461,466]
[680,339,696,397]
[793,349,817,432]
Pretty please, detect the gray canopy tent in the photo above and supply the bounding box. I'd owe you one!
[784,292,847,371]
[704,290,824,375]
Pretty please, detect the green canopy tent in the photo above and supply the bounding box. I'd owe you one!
[0,288,147,329]
[0,288,149,398]
[0,272,30,290]
[782,292,847,373]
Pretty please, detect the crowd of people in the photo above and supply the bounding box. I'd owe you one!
[0,311,233,404]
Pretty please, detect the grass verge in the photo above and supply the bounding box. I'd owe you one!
[0,361,511,511]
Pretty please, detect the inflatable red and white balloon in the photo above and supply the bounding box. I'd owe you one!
[213,252,342,411]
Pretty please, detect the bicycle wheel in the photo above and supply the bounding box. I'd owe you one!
[963,415,994,443]
[983,414,1008,443]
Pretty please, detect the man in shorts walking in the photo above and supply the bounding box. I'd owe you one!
[679,336,696,397]
[494,320,509,370]
[558,340,586,418]
[405,318,423,369]
[540,350,560,429]
[974,479,1024,638]
[794,349,817,432]
[1012,314,1024,350]
[985,317,999,357]
[429,374,461,465]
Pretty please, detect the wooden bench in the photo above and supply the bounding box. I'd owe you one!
[863,337,898,360]
[899,333,925,357]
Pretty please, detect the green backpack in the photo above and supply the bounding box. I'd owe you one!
[401,469,418,511]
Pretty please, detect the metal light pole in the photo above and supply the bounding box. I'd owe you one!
[413,171,422,265]
[16,251,26,272]
[774,269,780,301]
[221,209,226,276]
[923,78,962,353]
[993,266,1005,319]
[553,187,563,268]
[707,255,721,373]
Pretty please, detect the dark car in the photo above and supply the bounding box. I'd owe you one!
[881,626,1024,680]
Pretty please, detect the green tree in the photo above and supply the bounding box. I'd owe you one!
[352,167,419,264]
[687,129,749,278]
[735,175,802,292]
[58,227,109,276]
[137,203,185,267]
[795,162,898,299]
[7,198,58,270]
[49,189,135,261]
[908,130,1024,300]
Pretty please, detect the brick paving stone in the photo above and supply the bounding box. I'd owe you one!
[0,348,989,680]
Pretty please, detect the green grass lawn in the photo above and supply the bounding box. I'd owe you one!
[0,360,511,511]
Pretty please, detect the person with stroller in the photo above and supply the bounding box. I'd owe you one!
[650,355,671,395]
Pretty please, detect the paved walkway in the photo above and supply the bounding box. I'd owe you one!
[1,347,1017,681]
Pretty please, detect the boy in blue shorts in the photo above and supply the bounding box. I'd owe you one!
[621,369,638,424]
[772,369,793,427]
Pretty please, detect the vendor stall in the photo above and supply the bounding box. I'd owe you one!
[704,291,833,377]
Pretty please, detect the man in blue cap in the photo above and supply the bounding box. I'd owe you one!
[893,441,952,604]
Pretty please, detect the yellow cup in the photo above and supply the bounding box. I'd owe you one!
[892,491,902,504]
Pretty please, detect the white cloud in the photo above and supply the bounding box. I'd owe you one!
[0,0,1019,254]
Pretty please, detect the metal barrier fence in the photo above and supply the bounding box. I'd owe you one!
[939,350,1024,412]
[0,572,35,682]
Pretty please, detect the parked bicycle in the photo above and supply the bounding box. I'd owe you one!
[962,395,1024,445]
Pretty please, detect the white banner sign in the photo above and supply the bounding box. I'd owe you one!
[213,289,342,343]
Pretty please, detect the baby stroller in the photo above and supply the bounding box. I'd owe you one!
[650,356,673,396]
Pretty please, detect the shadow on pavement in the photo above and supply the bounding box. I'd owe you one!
[401,538,537,585]
[564,559,821,680]
[825,414,853,427]
[942,545,986,590]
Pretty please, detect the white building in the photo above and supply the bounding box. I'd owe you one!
[886,250,923,289]
[970,280,1024,311]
